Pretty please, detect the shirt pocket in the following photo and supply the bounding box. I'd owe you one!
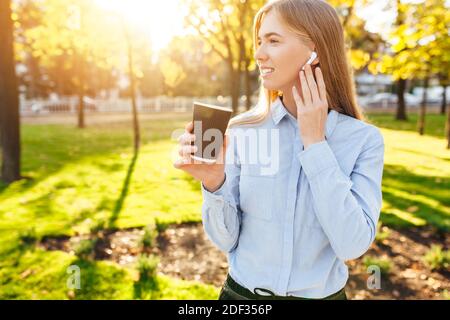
[239,174,275,221]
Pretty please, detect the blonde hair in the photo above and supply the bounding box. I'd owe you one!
[229,0,364,128]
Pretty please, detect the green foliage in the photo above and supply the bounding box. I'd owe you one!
[155,217,170,234]
[141,223,157,249]
[136,254,159,281]
[441,289,450,300]
[73,238,97,260]
[375,222,390,243]
[18,227,39,246]
[423,245,450,271]
[363,255,392,275]
[368,0,450,81]
[90,218,106,234]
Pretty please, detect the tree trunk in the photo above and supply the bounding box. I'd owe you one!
[446,101,450,149]
[395,78,408,120]
[228,60,240,115]
[127,34,140,153]
[77,93,85,128]
[441,84,447,115]
[417,77,428,135]
[244,58,252,111]
[77,55,85,129]
[0,0,21,183]
[122,20,140,154]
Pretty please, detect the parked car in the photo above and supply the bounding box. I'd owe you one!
[31,97,97,114]
[362,92,421,108]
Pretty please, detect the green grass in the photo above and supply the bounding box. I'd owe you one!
[0,115,201,240]
[365,113,449,231]
[362,255,392,275]
[0,111,448,299]
[0,245,218,299]
[423,245,450,271]
[365,112,448,138]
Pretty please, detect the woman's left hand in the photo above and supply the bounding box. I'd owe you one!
[292,64,328,150]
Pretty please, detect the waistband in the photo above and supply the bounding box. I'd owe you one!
[224,274,347,300]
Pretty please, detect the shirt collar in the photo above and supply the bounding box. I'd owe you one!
[271,96,339,139]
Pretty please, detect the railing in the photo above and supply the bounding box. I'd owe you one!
[20,96,257,115]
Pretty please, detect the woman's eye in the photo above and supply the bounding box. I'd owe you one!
[269,39,278,43]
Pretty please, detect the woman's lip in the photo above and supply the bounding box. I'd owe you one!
[261,70,274,78]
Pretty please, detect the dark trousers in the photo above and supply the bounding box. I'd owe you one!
[219,274,347,300]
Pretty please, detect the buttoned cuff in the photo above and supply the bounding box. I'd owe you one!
[298,141,338,180]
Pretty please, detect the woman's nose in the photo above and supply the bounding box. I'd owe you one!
[254,45,268,63]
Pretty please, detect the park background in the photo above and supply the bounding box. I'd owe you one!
[0,0,449,299]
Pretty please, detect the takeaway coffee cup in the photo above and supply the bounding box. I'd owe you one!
[190,102,232,163]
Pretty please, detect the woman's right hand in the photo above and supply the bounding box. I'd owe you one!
[173,121,228,192]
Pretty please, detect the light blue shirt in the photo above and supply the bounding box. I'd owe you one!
[201,97,385,298]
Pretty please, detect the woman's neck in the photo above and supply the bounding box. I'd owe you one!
[280,92,298,119]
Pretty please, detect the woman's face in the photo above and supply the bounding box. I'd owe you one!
[255,10,316,93]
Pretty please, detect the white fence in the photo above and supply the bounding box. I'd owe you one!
[20,95,255,115]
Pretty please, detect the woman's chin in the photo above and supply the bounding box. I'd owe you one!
[261,81,280,91]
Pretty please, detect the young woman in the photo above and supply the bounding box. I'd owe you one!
[174,0,384,300]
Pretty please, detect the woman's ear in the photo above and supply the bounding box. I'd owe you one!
[311,50,319,66]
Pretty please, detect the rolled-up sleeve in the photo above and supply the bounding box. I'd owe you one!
[201,130,242,253]
[298,128,385,261]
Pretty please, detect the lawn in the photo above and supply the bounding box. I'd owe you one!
[0,111,448,299]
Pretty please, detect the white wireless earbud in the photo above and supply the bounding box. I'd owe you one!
[301,51,318,71]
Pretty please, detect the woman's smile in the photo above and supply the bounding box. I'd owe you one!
[260,67,275,78]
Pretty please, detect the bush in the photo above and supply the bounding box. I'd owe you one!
[136,254,159,281]
[363,255,392,275]
[141,224,157,249]
[90,219,107,234]
[73,238,98,260]
[423,245,450,271]
[155,218,169,234]
[375,222,390,243]
[18,228,39,246]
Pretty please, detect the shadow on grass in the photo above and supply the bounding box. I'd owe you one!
[0,117,188,197]
[108,152,139,228]
[70,258,130,300]
[133,276,160,300]
[365,113,447,139]
[380,164,450,232]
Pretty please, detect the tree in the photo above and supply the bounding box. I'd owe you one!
[411,0,449,136]
[122,18,141,153]
[0,0,21,183]
[183,0,264,114]
[20,0,123,127]
[368,0,416,121]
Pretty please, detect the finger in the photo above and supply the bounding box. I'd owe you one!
[299,70,312,106]
[315,67,327,102]
[292,86,304,108]
[173,157,191,169]
[185,121,194,133]
[178,132,196,145]
[179,144,198,157]
[304,65,320,103]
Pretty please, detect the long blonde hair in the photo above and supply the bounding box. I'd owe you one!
[229,0,364,128]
